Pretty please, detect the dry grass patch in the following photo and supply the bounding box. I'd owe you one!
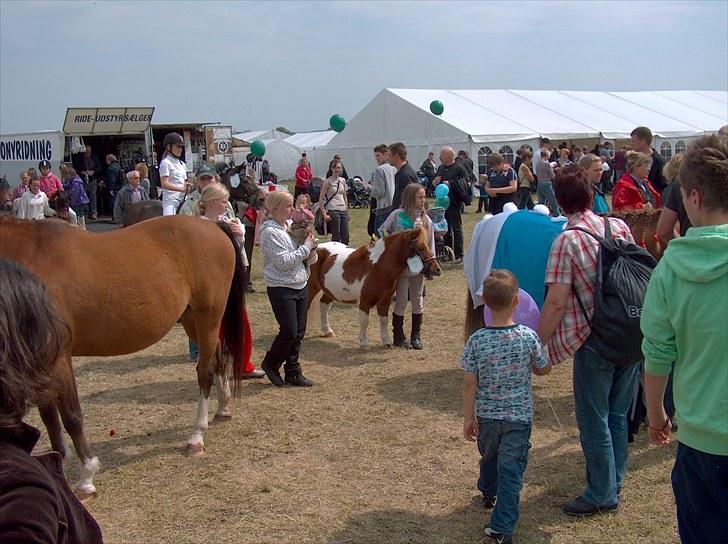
[26,205,679,543]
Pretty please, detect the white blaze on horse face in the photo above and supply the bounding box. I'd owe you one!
[321,247,364,303]
[368,238,386,264]
[358,309,369,347]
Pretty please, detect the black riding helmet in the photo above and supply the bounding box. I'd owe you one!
[162,133,184,158]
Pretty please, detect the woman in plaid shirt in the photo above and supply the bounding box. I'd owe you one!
[537,165,639,518]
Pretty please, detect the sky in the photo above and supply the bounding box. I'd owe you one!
[1,0,726,135]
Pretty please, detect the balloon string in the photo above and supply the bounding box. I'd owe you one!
[546,395,563,432]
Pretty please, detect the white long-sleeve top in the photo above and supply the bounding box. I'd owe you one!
[16,190,55,220]
[260,219,313,289]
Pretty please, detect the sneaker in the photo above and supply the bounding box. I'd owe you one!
[245,284,256,293]
[241,369,265,379]
[484,527,513,544]
[482,494,497,509]
[261,362,284,387]
[284,374,314,387]
[562,495,618,518]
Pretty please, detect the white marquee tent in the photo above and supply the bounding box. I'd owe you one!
[233,129,288,143]
[313,88,727,178]
[284,130,337,177]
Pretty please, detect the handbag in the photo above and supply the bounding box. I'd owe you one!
[313,187,335,236]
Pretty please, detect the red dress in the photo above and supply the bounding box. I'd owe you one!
[613,173,661,211]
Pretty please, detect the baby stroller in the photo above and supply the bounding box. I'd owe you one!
[427,207,455,263]
[347,176,370,208]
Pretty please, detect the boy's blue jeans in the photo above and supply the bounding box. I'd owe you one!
[477,418,532,535]
[672,442,728,544]
[573,341,640,507]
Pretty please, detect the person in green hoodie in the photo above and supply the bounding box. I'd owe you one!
[642,133,728,544]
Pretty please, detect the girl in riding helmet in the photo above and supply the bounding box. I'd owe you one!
[159,132,192,215]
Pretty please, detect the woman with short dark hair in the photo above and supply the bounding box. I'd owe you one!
[538,165,641,517]
[0,259,103,542]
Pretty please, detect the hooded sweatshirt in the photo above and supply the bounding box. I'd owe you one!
[641,224,728,456]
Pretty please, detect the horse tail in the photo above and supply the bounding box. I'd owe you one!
[464,288,484,342]
[216,221,247,395]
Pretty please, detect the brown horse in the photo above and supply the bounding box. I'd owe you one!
[307,228,442,347]
[122,199,163,227]
[0,215,246,496]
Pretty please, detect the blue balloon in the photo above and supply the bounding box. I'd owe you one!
[435,183,450,198]
[434,195,450,209]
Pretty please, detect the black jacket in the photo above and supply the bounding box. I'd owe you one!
[105,161,124,193]
[648,148,667,194]
[0,423,103,544]
[392,162,418,209]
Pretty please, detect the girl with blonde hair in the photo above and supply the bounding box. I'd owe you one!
[191,182,264,379]
[380,183,436,350]
[259,190,317,387]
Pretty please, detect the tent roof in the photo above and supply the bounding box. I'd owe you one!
[384,89,727,142]
[284,130,337,149]
[233,129,288,143]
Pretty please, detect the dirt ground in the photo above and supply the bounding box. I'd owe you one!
[28,205,680,543]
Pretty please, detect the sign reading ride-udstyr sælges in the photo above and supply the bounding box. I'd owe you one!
[63,107,155,135]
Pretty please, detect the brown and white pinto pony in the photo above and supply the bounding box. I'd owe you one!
[307,228,441,348]
[0,215,246,496]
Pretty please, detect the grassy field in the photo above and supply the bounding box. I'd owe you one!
[27,199,680,543]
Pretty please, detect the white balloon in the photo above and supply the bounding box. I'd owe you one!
[503,202,519,214]
[533,204,551,216]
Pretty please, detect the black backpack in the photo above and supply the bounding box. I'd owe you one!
[568,219,657,367]
[451,176,473,206]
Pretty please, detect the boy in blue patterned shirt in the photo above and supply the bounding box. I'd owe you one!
[462,270,551,544]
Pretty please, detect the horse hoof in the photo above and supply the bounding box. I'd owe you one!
[186,442,205,457]
[322,330,335,338]
[74,486,97,500]
[213,413,232,423]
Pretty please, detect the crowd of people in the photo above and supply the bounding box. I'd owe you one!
[461,129,727,544]
[2,125,726,544]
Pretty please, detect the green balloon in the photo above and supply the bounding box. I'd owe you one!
[430,100,444,116]
[329,114,346,133]
[250,139,266,158]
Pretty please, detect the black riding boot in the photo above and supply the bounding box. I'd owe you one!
[410,313,424,350]
[392,313,410,348]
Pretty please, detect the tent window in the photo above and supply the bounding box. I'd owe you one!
[498,145,515,166]
[478,146,493,175]
[675,140,687,155]
[660,141,672,160]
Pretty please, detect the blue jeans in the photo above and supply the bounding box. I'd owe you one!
[188,339,199,361]
[537,181,560,216]
[672,442,728,544]
[477,418,532,535]
[573,340,640,506]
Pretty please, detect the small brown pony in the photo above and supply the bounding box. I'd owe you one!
[0,215,246,496]
[307,228,442,348]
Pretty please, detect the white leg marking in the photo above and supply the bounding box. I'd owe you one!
[320,301,334,336]
[214,372,231,419]
[76,456,100,496]
[188,392,209,450]
[359,309,370,348]
[379,314,391,346]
